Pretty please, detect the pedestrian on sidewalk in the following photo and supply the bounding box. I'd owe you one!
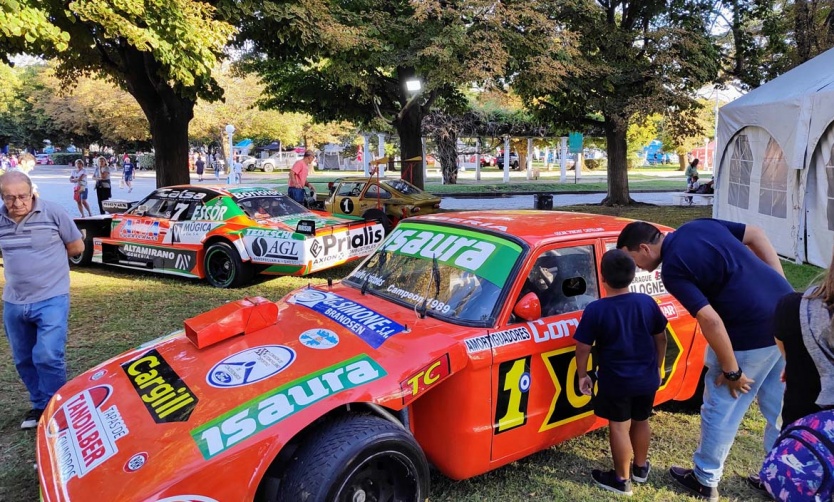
[70,159,92,217]
[0,168,84,429]
[122,155,134,193]
[195,155,205,182]
[92,156,112,214]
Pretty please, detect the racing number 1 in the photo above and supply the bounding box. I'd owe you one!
[494,357,531,434]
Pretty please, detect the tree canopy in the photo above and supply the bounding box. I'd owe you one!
[1,0,234,186]
[235,0,568,188]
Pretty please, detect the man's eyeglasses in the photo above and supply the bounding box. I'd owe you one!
[2,193,33,203]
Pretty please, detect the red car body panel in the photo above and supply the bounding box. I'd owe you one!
[38,211,705,501]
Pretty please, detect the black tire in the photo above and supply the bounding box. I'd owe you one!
[203,241,253,288]
[69,227,94,266]
[275,415,429,502]
[262,163,275,173]
[246,164,256,172]
[363,208,392,235]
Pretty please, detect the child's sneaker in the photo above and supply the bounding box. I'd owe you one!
[591,469,633,496]
[632,460,651,483]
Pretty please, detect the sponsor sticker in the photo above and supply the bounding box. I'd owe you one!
[124,452,147,472]
[308,225,385,267]
[629,269,666,296]
[119,219,161,241]
[248,237,301,263]
[230,188,283,199]
[191,354,386,459]
[528,317,580,344]
[89,369,107,381]
[296,219,316,235]
[383,223,522,287]
[464,327,532,353]
[289,289,405,348]
[154,188,207,200]
[45,385,129,481]
[400,354,451,404]
[299,328,339,349]
[171,222,222,244]
[659,301,678,319]
[207,345,296,388]
[190,205,228,221]
[121,349,198,423]
[119,244,196,273]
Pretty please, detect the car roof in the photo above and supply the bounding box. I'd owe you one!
[160,185,286,198]
[412,210,672,247]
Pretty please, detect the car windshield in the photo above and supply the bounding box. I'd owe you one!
[383,179,422,195]
[343,222,523,325]
[237,195,308,218]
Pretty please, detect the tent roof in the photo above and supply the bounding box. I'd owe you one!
[234,139,253,148]
[718,47,834,170]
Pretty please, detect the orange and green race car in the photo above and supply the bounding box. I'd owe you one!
[38,211,706,501]
[69,185,385,288]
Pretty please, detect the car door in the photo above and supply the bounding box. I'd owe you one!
[491,240,603,462]
[330,181,365,216]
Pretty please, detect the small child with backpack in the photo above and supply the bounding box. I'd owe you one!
[574,249,669,496]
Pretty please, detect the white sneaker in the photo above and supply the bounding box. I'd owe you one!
[21,409,43,430]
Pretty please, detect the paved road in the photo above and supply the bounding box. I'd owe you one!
[24,165,694,217]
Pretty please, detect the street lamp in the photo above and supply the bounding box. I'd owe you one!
[225,124,235,181]
[405,79,422,94]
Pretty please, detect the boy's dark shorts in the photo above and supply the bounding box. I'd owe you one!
[594,388,656,422]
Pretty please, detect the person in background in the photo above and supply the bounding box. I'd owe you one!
[213,152,222,182]
[574,249,668,496]
[195,155,205,182]
[0,168,84,429]
[772,250,834,428]
[685,158,700,186]
[618,220,791,501]
[122,155,134,193]
[92,156,112,215]
[685,175,701,204]
[70,159,92,217]
[288,150,315,205]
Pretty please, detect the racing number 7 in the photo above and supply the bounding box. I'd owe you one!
[170,203,190,220]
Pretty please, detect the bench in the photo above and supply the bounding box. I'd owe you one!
[671,192,715,206]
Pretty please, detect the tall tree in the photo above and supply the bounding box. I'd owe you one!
[515,0,720,204]
[233,0,565,189]
[1,0,234,186]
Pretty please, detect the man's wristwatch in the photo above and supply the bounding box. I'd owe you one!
[723,368,743,381]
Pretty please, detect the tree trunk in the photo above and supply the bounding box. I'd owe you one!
[121,46,194,187]
[602,115,634,206]
[436,129,458,184]
[395,105,425,189]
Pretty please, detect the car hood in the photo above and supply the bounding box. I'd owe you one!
[37,285,468,501]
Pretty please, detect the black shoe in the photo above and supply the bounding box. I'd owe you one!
[591,469,633,496]
[632,460,651,483]
[670,467,718,501]
[21,408,44,430]
[746,473,767,492]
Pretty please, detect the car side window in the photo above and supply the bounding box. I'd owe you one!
[337,182,364,197]
[364,185,392,199]
[518,245,599,319]
[136,197,168,218]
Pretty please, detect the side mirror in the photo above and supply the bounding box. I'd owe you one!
[513,292,541,322]
[135,205,148,216]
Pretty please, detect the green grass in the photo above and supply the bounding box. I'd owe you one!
[0,204,817,501]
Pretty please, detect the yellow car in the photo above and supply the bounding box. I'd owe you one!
[322,176,442,232]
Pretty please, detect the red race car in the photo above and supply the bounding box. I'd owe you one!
[37,211,706,501]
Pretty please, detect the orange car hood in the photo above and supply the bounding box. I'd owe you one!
[37,284,468,501]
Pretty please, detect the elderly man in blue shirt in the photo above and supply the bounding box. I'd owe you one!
[0,162,84,429]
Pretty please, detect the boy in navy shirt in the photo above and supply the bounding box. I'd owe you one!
[575,249,668,496]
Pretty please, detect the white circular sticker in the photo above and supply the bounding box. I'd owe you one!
[293,289,327,303]
[299,328,340,350]
[207,345,296,388]
[124,452,147,472]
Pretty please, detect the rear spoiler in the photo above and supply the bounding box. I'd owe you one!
[102,199,138,214]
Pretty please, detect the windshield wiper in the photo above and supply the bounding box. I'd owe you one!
[361,250,387,295]
[418,254,441,319]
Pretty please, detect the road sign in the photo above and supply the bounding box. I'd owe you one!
[568,132,583,154]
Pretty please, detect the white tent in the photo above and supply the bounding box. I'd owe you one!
[714,47,834,268]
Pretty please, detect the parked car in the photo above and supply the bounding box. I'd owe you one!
[480,154,497,167]
[496,152,520,170]
[318,176,441,233]
[37,211,705,502]
[35,153,53,165]
[239,155,259,171]
[69,185,384,288]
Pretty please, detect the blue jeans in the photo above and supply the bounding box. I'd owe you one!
[288,187,306,205]
[693,345,785,487]
[4,295,69,409]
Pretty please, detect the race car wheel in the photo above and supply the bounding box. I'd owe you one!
[69,227,94,266]
[262,163,275,173]
[362,208,392,236]
[203,241,253,288]
[276,414,429,502]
